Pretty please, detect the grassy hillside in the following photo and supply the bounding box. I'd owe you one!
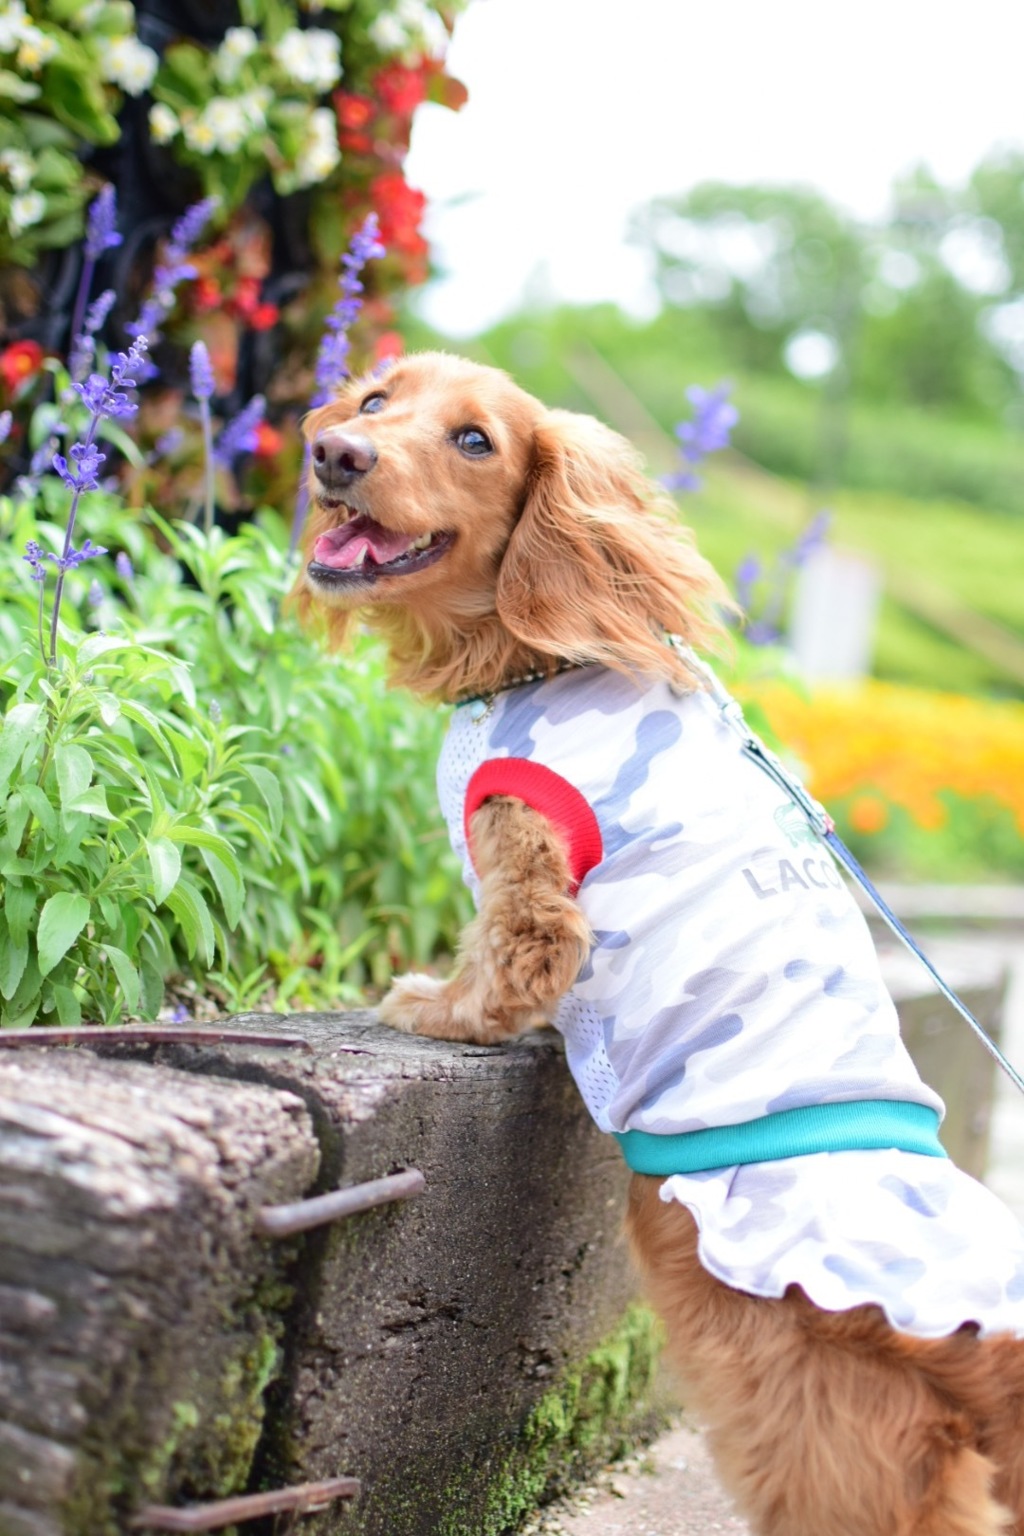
[403,302,1024,699]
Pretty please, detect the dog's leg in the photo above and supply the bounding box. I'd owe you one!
[379,795,590,1044]
[626,1175,1013,1536]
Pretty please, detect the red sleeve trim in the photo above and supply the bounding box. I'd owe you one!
[464,758,603,895]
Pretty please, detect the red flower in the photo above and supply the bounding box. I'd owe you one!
[373,63,428,117]
[249,303,279,332]
[336,92,375,130]
[374,331,405,365]
[371,171,427,257]
[232,277,262,318]
[339,131,374,154]
[0,339,43,394]
[253,420,283,459]
[194,277,222,312]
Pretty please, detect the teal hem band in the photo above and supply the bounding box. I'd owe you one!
[614,1100,947,1176]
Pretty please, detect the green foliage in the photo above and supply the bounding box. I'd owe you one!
[0,491,468,1025]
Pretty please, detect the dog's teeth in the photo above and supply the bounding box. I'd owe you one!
[353,546,368,567]
[410,533,432,551]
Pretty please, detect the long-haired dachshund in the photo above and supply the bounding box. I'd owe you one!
[296,351,1024,1536]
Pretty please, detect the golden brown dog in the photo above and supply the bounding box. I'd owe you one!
[297,350,1024,1536]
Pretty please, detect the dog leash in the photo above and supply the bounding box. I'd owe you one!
[679,646,1024,1099]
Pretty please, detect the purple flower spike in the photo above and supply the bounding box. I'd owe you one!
[214,394,265,467]
[85,186,123,261]
[0,409,11,446]
[87,579,104,608]
[312,213,387,407]
[23,539,46,583]
[677,384,739,462]
[52,441,106,493]
[665,380,738,496]
[168,197,219,258]
[190,340,215,402]
[115,551,134,582]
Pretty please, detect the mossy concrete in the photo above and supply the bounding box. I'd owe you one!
[0,1016,663,1535]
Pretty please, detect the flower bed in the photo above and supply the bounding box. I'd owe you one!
[750,679,1024,881]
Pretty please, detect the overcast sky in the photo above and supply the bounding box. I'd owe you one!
[405,0,1024,336]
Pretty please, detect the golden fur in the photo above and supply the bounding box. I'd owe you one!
[298,351,1024,1535]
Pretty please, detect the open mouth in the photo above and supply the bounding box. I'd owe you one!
[307,512,454,588]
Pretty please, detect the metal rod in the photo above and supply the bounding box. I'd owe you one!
[0,1026,313,1052]
[130,1476,359,1531]
[256,1168,426,1238]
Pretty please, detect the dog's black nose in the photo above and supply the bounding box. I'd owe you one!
[312,431,378,488]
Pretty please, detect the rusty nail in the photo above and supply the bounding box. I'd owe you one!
[130,1476,359,1531]
[0,1026,313,1052]
[256,1168,426,1238]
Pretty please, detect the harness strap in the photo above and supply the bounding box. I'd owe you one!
[682,647,1024,1101]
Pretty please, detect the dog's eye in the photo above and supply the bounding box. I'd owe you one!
[359,393,387,414]
[454,427,493,458]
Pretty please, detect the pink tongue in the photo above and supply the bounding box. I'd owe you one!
[313,518,416,570]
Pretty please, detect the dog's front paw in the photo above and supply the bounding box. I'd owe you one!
[378,972,451,1036]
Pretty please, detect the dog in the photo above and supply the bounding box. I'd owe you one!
[297,350,1024,1536]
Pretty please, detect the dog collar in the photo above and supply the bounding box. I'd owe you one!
[454,656,587,712]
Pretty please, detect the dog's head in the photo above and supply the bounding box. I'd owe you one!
[295,351,728,698]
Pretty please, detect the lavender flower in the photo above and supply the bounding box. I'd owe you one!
[312,213,386,407]
[116,551,134,583]
[0,409,11,446]
[84,186,123,263]
[213,394,265,467]
[70,289,119,382]
[87,579,104,608]
[22,540,46,583]
[734,512,832,647]
[40,334,148,666]
[154,427,184,458]
[52,441,106,492]
[189,341,215,401]
[125,196,218,376]
[70,187,123,352]
[209,699,222,723]
[191,341,216,532]
[665,382,738,493]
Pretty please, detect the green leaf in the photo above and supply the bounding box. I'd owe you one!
[139,955,163,1019]
[0,702,44,791]
[147,837,181,905]
[165,878,214,964]
[43,57,119,144]
[241,764,284,836]
[0,70,41,103]
[19,782,57,839]
[0,913,27,1001]
[55,743,93,813]
[36,891,89,977]
[199,849,244,928]
[103,944,140,1014]
[4,884,35,948]
[66,786,116,822]
[3,791,29,849]
[52,984,82,1027]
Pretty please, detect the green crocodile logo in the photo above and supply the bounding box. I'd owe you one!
[774,802,818,849]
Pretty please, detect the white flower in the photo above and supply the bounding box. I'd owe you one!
[96,35,158,96]
[182,114,218,156]
[9,189,45,231]
[215,25,258,85]
[368,12,407,53]
[200,96,251,153]
[396,0,447,56]
[273,26,341,92]
[148,102,179,144]
[294,106,340,187]
[15,24,57,71]
[0,147,34,191]
[236,86,270,132]
[0,1,31,54]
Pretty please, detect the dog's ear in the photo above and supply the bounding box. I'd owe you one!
[495,409,728,682]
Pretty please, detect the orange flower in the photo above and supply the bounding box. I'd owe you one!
[848,796,889,835]
[1,339,43,394]
[253,420,283,459]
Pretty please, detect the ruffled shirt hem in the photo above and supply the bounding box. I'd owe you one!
[660,1149,1024,1341]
